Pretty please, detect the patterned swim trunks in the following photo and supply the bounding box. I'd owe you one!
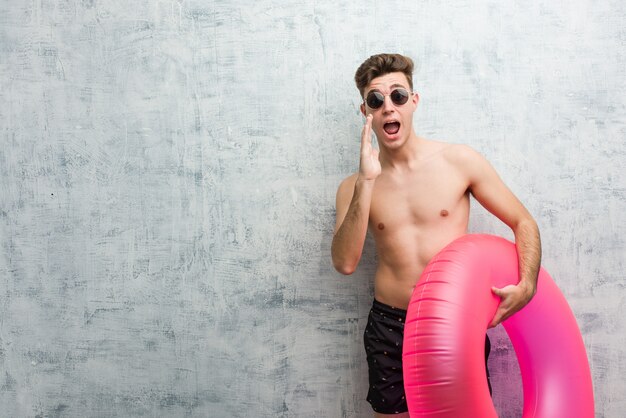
[364,299,408,414]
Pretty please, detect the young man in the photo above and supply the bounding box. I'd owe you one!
[331,54,541,417]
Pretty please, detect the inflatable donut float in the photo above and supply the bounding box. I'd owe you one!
[402,234,594,417]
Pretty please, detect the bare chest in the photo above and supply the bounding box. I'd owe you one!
[369,163,470,232]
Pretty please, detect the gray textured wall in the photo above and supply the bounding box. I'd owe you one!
[1,1,624,417]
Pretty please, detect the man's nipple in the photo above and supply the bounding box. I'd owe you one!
[440,209,449,217]
[378,222,385,230]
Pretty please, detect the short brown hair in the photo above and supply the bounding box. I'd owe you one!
[354,53,414,97]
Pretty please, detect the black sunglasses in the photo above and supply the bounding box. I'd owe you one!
[365,88,411,109]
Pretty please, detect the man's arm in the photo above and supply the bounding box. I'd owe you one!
[454,145,542,327]
[332,177,375,274]
[331,115,380,275]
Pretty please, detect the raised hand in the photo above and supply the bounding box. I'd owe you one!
[359,114,381,181]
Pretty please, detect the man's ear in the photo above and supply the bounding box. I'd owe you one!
[412,92,420,107]
[360,102,366,116]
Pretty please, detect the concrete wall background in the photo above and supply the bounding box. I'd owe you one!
[1,1,624,417]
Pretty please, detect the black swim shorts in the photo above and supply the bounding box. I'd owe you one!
[364,299,408,414]
[364,299,492,414]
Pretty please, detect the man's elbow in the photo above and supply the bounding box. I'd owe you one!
[515,217,540,235]
[331,239,360,275]
[334,264,356,275]
[332,257,358,275]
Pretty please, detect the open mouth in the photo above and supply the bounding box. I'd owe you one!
[383,121,401,135]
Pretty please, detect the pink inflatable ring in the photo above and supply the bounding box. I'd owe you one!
[402,234,594,417]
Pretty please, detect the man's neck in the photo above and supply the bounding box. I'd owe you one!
[379,131,426,170]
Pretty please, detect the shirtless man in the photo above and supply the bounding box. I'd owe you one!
[331,54,541,417]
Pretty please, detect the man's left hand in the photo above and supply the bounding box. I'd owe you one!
[488,282,536,328]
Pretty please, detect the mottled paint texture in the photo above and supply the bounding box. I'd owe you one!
[1,1,624,417]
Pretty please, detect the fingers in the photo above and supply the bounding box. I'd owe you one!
[365,113,373,129]
[361,114,373,148]
[358,114,380,180]
[489,286,510,327]
[491,286,504,297]
[489,309,507,328]
[489,299,513,327]
[489,285,528,327]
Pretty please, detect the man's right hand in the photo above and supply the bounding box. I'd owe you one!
[359,114,381,181]
[332,115,379,274]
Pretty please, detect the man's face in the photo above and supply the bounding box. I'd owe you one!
[360,72,419,149]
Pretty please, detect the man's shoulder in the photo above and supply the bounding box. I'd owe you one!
[438,143,497,184]
[440,142,485,165]
[339,172,359,185]
[336,173,359,193]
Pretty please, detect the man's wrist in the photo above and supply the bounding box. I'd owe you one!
[356,176,377,185]
[518,280,537,299]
